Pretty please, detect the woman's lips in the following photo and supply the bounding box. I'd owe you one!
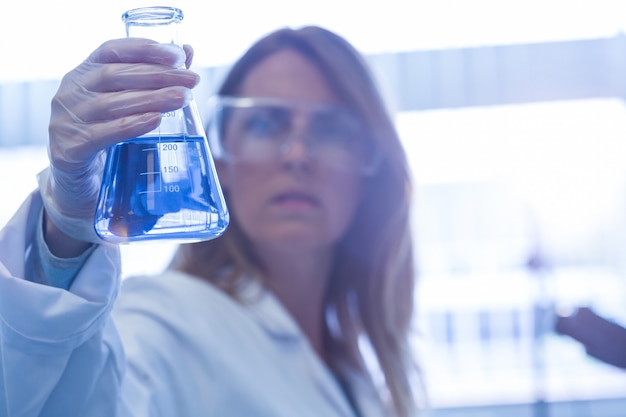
[271,191,320,209]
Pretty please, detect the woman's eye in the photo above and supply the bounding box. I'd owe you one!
[244,115,276,136]
[243,108,288,138]
[312,114,358,144]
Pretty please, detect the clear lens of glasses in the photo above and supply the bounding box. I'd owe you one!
[206,96,378,176]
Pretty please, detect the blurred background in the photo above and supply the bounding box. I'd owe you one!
[2,1,626,415]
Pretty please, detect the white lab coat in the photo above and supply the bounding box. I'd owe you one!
[0,191,384,417]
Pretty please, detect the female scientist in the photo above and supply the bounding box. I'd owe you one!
[0,26,420,416]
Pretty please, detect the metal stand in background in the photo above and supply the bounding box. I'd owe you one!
[527,248,553,417]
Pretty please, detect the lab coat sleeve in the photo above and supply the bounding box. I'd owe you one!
[0,190,125,417]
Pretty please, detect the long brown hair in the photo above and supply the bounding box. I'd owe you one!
[170,26,420,416]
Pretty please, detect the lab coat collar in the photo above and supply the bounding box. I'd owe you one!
[239,277,385,417]
[238,278,304,343]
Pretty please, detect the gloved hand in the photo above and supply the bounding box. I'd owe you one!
[38,37,199,243]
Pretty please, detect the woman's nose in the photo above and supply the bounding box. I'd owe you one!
[278,115,314,163]
[279,133,310,159]
[278,124,315,173]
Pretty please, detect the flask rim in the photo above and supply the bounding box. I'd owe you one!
[122,6,183,25]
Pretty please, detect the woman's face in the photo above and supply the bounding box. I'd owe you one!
[218,49,364,253]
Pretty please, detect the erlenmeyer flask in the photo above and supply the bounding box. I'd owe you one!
[94,6,229,243]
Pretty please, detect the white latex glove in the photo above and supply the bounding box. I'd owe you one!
[38,38,199,243]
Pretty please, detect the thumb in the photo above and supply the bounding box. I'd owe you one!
[183,44,194,69]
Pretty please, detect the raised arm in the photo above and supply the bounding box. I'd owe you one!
[0,38,198,417]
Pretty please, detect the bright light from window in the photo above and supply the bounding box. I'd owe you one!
[1,0,625,82]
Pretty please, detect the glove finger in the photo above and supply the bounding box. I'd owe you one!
[67,61,198,94]
[183,44,194,69]
[55,85,192,124]
[87,38,187,68]
[49,111,162,169]
[92,63,199,92]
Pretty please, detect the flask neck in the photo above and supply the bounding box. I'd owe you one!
[122,6,183,46]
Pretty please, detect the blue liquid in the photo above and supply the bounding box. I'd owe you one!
[94,135,229,243]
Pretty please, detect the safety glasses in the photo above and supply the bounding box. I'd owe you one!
[206,96,379,176]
